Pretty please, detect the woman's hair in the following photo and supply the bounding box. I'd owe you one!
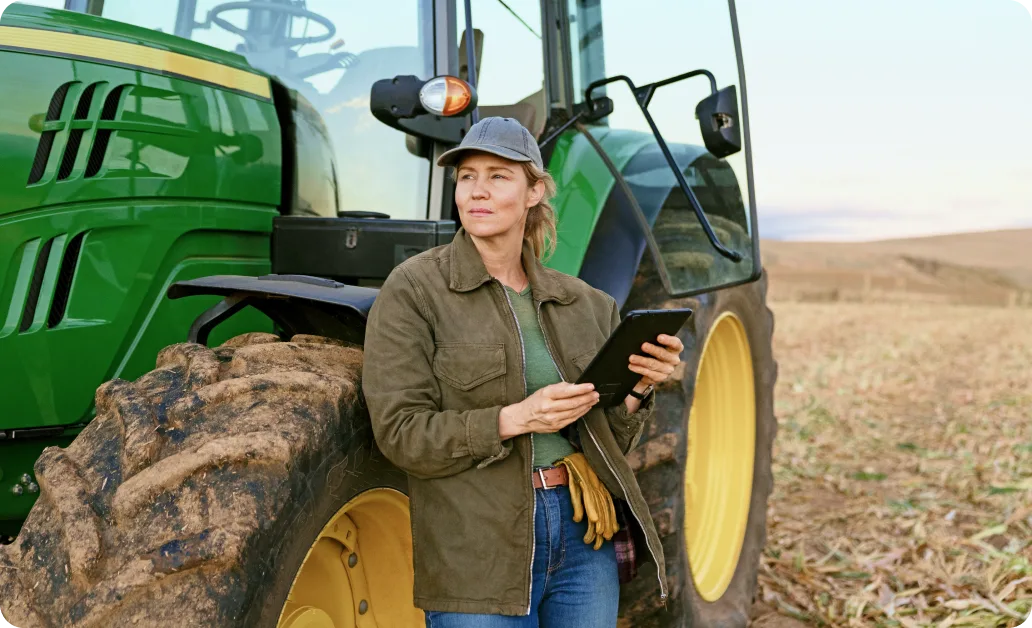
[520,161,558,260]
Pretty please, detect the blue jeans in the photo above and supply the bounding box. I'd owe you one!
[424,485,620,628]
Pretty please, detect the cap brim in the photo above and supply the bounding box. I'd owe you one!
[436,144,534,167]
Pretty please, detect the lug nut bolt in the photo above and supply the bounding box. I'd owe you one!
[11,485,24,496]
[26,482,39,494]
[20,474,32,485]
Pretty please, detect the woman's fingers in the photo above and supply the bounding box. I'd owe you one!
[629,361,668,376]
[656,333,684,350]
[545,390,599,413]
[628,363,668,383]
[544,382,596,399]
[630,353,676,374]
[640,342,681,364]
[552,400,597,421]
[526,398,596,432]
[524,383,604,433]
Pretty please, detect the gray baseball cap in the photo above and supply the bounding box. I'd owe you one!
[436,116,543,169]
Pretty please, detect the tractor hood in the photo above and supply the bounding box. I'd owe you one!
[0,2,281,220]
[1,2,259,76]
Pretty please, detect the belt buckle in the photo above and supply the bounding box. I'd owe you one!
[537,468,553,490]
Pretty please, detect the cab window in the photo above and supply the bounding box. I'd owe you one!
[569,0,755,294]
[455,0,547,138]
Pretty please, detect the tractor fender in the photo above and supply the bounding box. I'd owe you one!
[578,141,712,309]
[167,274,378,346]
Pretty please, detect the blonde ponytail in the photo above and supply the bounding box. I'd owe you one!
[521,162,558,260]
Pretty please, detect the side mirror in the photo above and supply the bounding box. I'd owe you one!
[695,85,741,158]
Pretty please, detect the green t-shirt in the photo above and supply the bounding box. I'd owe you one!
[503,285,578,469]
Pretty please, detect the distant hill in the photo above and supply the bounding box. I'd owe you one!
[760,228,1032,306]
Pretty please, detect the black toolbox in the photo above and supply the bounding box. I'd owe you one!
[271,215,456,283]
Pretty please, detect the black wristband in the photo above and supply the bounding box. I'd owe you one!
[628,384,653,400]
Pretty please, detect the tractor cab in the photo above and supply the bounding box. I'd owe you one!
[71,0,760,324]
[6,0,761,273]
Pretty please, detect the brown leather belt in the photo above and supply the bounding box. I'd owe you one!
[532,466,569,489]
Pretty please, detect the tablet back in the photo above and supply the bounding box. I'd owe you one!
[576,308,693,406]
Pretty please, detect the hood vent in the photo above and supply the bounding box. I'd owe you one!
[26,82,125,185]
[57,82,100,181]
[85,84,127,179]
[47,231,86,328]
[27,82,73,185]
[8,231,88,333]
[19,237,54,332]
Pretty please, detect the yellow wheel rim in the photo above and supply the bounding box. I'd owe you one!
[277,488,422,628]
[684,312,756,602]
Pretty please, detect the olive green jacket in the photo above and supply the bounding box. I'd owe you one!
[362,228,668,616]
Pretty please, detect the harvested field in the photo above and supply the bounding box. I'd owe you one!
[751,302,1032,627]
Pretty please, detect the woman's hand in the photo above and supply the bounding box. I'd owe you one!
[499,383,599,440]
[624,334,684,411]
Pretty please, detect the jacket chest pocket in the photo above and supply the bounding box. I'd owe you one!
[571,351,596,381]
[432,342,507,408]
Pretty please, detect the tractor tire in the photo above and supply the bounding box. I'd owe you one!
[0,333,421,628]
[617,272,778,628]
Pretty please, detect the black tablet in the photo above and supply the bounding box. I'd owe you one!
[575,308,693,407]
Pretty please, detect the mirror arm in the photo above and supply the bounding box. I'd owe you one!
[584,74,635,102]
[636,85,656,109]
[539,97,613,150]
[622,70,721,109]
[585,76,743,263]
[539,112,583,150]
[643,69,718,95]
[644,107,743,262]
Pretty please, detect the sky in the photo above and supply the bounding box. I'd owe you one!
[4,0,1031,241]
[737,0,1032,240]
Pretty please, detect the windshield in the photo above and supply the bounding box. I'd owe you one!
[96,0,435,219]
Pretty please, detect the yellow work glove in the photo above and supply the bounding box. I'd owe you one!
[556,453,619,550]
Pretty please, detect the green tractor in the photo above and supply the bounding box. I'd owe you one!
[0,0,776,625]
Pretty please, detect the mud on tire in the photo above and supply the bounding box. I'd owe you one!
[0,333,406,627]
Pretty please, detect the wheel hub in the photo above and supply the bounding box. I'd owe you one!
[277,488,421,627]
[684,312,756,602]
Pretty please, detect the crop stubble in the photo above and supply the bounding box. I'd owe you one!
[753,302,1032,627]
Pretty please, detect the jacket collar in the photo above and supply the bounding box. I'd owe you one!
[448,227,573,304]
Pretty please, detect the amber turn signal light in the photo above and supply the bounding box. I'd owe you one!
[419,76,476,117]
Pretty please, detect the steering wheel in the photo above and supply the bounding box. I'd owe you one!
[207,1,336,49]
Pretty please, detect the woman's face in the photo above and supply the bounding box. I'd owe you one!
[455,153,544,241]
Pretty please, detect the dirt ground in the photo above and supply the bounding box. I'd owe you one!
[749,302,1032,627]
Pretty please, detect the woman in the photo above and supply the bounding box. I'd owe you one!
[363,117,683,627]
